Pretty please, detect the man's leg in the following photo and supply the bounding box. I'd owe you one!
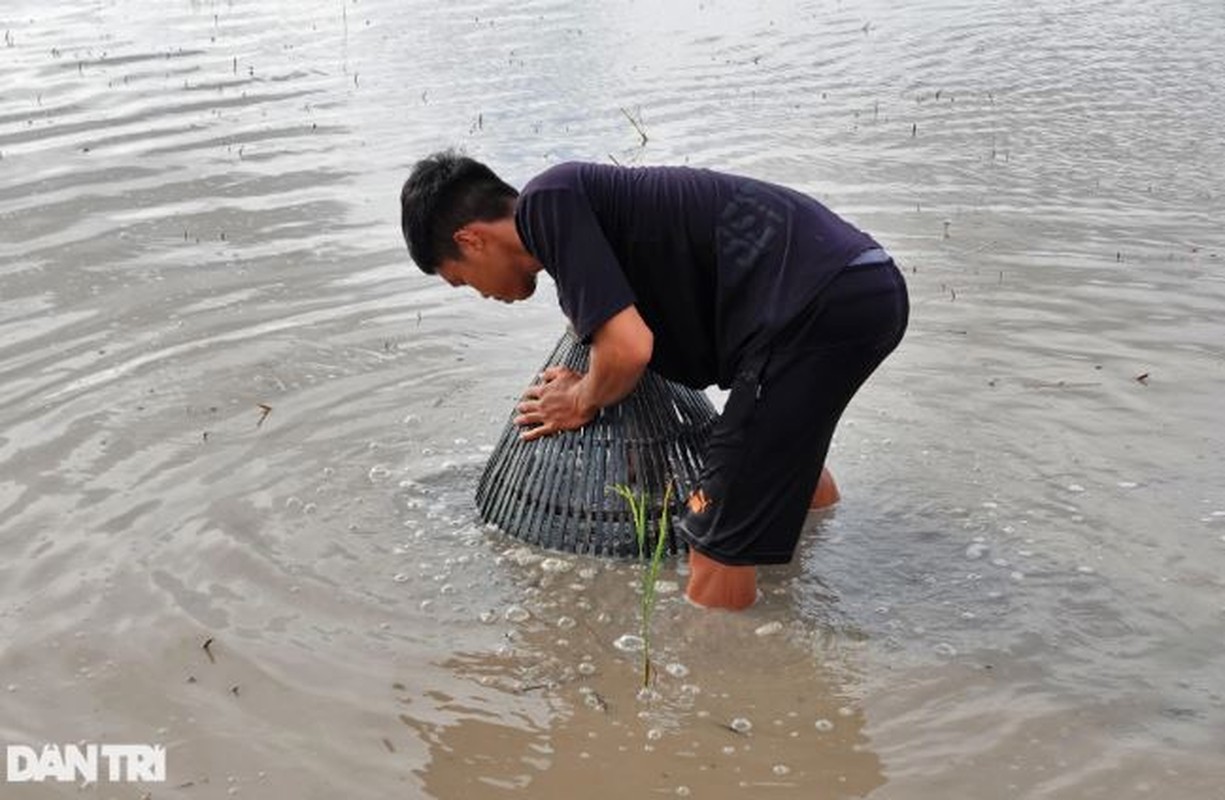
[679,342,881,611]
[686,541,758,610]
[678,261,908,609]
[811,466,840,509]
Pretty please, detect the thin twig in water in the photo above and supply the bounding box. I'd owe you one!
[619,107,648,146]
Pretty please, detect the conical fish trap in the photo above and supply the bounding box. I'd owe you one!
[476,330,717,558]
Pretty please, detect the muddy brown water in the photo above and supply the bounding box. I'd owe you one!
[2,0,1224,798]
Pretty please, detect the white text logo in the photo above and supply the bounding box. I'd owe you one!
[6,744,165,783]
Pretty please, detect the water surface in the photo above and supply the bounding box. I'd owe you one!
[2,0,1224,797]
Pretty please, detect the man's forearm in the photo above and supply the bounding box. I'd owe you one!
[573,305,654,416]
[573,343,649,416]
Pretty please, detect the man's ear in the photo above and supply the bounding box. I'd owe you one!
[453,225,482,255]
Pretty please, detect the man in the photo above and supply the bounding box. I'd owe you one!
[400,151,908,610]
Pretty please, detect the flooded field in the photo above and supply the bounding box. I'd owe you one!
[2,0,1224,797]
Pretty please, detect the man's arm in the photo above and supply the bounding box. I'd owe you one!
[516,305,653,441]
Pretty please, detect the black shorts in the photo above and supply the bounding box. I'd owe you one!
[676,258,909,565]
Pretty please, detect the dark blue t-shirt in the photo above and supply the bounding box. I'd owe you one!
[514,162,878,389]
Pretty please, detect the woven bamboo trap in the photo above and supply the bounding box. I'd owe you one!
[475,330,717,557]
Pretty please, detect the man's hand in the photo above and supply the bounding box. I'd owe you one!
[515,305,653,442]
[515,366,596,441]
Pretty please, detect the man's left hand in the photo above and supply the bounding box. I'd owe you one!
[515,366,594,441]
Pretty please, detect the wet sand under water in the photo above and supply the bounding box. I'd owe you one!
[2,0,1225,798]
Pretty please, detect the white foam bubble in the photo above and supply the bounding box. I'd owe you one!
[504,606,531,623]
[665,662,690,678]
[505,547,543,566]
[614,634,645,652]
[729,717,752,734]
[755,621,784,637]
[965,543,989,560]
[814,719,834,732]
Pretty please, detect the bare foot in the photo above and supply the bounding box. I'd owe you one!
[810,466,840,510]
[685,548,757,610]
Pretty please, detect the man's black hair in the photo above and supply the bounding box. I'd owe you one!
[400,150,518,274]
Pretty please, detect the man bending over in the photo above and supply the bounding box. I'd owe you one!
[400,152,908,610]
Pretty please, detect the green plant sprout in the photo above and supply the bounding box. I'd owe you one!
[609,481,674,688]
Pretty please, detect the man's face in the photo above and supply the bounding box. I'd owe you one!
[436,226,537,303]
